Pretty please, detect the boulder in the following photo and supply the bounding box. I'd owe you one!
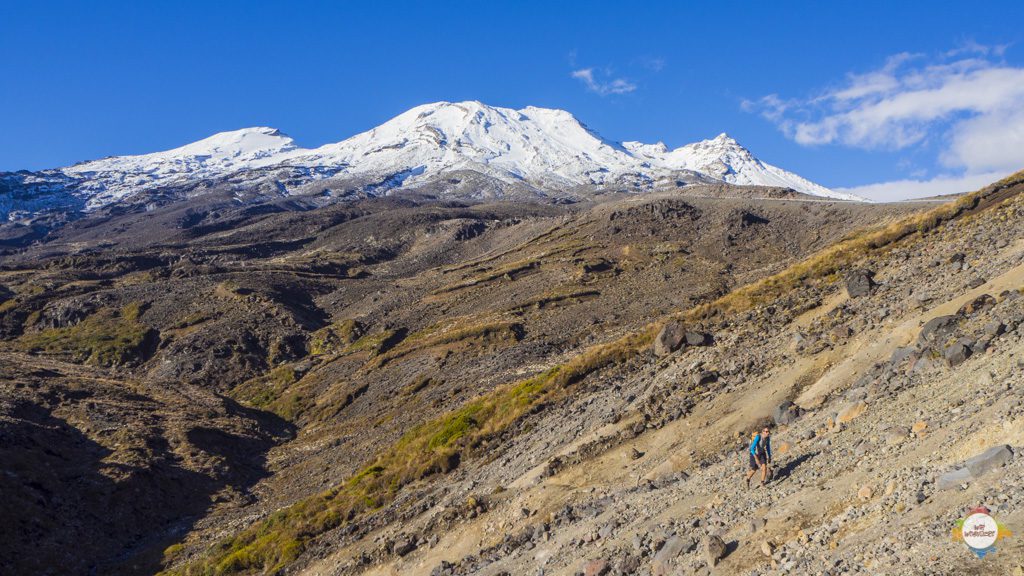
[959,294,996,315]
[653,321,686,356]
[937,468,972,491]
[772,400,802,426]
[836,401,867,424]
[651,536,692,575]
[685,330,711,346]
[965,445,1013,477]
[703,535,727,566]
[911,420,928,435]
[918,315,960,346]
[937,445,1014,490]
[693,371,718,387]
[844,269,875,298]
[944,342,972,366]
[984,320,1006,336]
[393,535,417,556]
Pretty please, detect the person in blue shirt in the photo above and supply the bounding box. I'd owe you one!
[745,425,772,488]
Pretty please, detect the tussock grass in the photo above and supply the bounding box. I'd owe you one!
[346,329,401,356]
[19,303,153,367]
[308,319,363,356]
[231,365,299,413]
[371,319,522,367]
[164,324,655,575]
[685,171,1024,319]
[509,288,601,312]
[431,258,541,295]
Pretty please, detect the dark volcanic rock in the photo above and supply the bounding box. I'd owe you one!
[958,293,996,316]
[653,321,687,357]
[943,342,972,366]
[704,534,727,566]
[773,400,802,426]
[918,315,960,346]
[684,330,711,346]
[965,445,1013,477]
[844,269,875,298]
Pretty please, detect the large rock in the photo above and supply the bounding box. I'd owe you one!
[918,315,960,346]
[944,342,972,366]
[685,330,711,346]
[651,535,693,575]
[653,321,686,356]
[844,269,875,298]
[703,535,727,566]
[773,400,802,426]
[937,445,1014,490]
[937,468,972,490]
[965,445,1014,477]
[836,401,867,424]
[958,293,996,316]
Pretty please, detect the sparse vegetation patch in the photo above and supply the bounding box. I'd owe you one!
[19,303,154,367]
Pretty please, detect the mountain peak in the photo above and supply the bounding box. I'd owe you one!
[710,132,740,145]
[175,127,296,155]
[5,100,862,222]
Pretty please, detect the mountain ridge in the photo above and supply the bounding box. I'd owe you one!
[1,101,861,226]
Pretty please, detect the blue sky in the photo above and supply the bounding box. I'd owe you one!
[2,1,1023,199]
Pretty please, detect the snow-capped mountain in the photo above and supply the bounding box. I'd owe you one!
[1,101,861,223]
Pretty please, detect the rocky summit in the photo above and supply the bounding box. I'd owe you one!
[2,131,1024,576]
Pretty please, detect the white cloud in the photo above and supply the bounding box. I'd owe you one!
[943,106,1024,172]
[571,68,637,95]
[744,46,1024,199]
[835,170,1013,202]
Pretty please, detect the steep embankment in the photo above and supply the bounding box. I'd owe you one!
[0,189,913,575]
[165,172,1024,576]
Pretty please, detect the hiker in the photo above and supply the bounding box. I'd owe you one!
[745,425,772,488]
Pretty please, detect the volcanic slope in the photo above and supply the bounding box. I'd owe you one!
[0,184,922,575]
[155,172,1024,576]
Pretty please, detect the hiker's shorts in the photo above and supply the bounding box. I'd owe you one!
[748,453,759,470]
